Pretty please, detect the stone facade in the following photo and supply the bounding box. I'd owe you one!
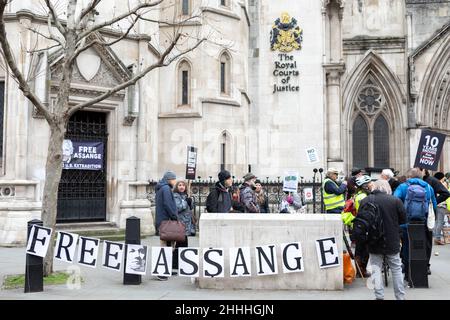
[1,0,450,245]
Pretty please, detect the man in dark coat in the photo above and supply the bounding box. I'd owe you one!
[206,170,233,213]
[155,171,178,281]
[421,168,450,274]
[155,171,178,231]
[359,179,406,300]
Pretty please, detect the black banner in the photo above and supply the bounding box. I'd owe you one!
[185,146,197,180]
[414,129,446,171]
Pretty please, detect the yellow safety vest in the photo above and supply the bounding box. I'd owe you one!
[446,187,450,211]
[322,178,345,212]
[354,191,368,213]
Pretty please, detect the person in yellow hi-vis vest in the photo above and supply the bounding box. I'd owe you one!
[343,175,373,277]
[322,168,347,214]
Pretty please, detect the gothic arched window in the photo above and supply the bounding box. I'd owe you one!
[178,60,191,106]
[219,52,231,95]
[352,115,369,169]
[373,114,390,168]
[351,78,391,169]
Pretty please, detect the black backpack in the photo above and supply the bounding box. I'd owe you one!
[351,195,385,246]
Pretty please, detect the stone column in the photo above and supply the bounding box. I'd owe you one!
[325,68,344,165]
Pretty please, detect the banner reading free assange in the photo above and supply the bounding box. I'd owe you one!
[62,140,104,171]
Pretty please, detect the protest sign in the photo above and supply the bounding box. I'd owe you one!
[414,129,446,171]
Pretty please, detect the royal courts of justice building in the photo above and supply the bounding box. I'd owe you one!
[0,0,449,245]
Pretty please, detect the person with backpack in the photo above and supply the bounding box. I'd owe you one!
[205,170,233,213]
[394,168,437,278]
[351,175,373,277]
[357,179,406,300]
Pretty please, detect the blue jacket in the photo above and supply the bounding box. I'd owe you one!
[393,178,437,217]
[155,179,178,230]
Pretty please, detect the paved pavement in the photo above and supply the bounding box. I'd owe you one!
[1,236,449,300]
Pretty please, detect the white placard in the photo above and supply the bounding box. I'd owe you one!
[283,171,299,193]
[203,248,225,278]
[150,246,171,277]
[54,232,79,263]
[305,147,319,164]
[102,241,124,272]
[229,247,252,277]
[281,242,304,273]
[303,188,313,201]
[255,245,278,276]
[179,248,200,277]
[77,237,100,268]
[315,237,340,269]
[26,225,53,258]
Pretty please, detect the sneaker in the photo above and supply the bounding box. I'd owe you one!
[157,276,168,281]
[172,270,178,276]
[435,251,440,256]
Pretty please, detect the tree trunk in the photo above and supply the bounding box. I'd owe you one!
[43,120,67,276]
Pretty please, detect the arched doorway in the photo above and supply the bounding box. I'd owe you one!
[57,110,108,222]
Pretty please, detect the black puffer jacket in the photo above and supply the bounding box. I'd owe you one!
[423,175,450,205]
[359,190,406,255]
[206,182,232,213]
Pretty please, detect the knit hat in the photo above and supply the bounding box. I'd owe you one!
[243,173,256,181]
[351,168,363,176]
[163,171,177,181]
[218,170,231,182]
[434,172,445,181]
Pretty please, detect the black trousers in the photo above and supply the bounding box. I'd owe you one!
[167,236,188,269]
[426,229,433,267]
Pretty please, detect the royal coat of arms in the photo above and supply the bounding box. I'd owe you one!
[270,12,303,52]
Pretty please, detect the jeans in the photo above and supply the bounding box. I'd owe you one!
[434,207,447,240]
[369,253,405,300]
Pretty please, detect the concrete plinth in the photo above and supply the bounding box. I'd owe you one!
[198,213,343,290]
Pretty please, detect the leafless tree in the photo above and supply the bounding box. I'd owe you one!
[0,0,210,275]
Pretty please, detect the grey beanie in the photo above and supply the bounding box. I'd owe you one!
[163,171,177,181]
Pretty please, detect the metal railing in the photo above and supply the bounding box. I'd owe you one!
[146,171,326,232]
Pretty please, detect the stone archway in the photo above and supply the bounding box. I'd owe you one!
[342,51,408,173]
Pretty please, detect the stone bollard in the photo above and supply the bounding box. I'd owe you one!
[24,219,44,293]
[123,216,141,285]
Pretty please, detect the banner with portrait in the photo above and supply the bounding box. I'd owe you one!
[62,140,104,171]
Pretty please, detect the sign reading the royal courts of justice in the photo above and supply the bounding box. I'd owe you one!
[270,12,303,94]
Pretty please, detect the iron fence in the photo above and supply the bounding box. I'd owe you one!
[146,174,325,232]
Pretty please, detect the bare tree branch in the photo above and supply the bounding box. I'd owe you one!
[78,0,102,24]
[69,34,205,115]
[0,2,52,122]
[77,0,164,41]
[69,13,142,64]
[26,43,61,53]
[25,24,64,47]
[47,15,65,46]
[43,0,66,36]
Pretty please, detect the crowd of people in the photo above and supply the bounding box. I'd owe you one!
[328,167,450,300]
[153,167,450,300]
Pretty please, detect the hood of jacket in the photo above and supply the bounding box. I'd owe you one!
[407,178,429,188]
[156,179,170,192]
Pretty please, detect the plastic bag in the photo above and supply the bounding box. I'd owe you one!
[343,252,356,284]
